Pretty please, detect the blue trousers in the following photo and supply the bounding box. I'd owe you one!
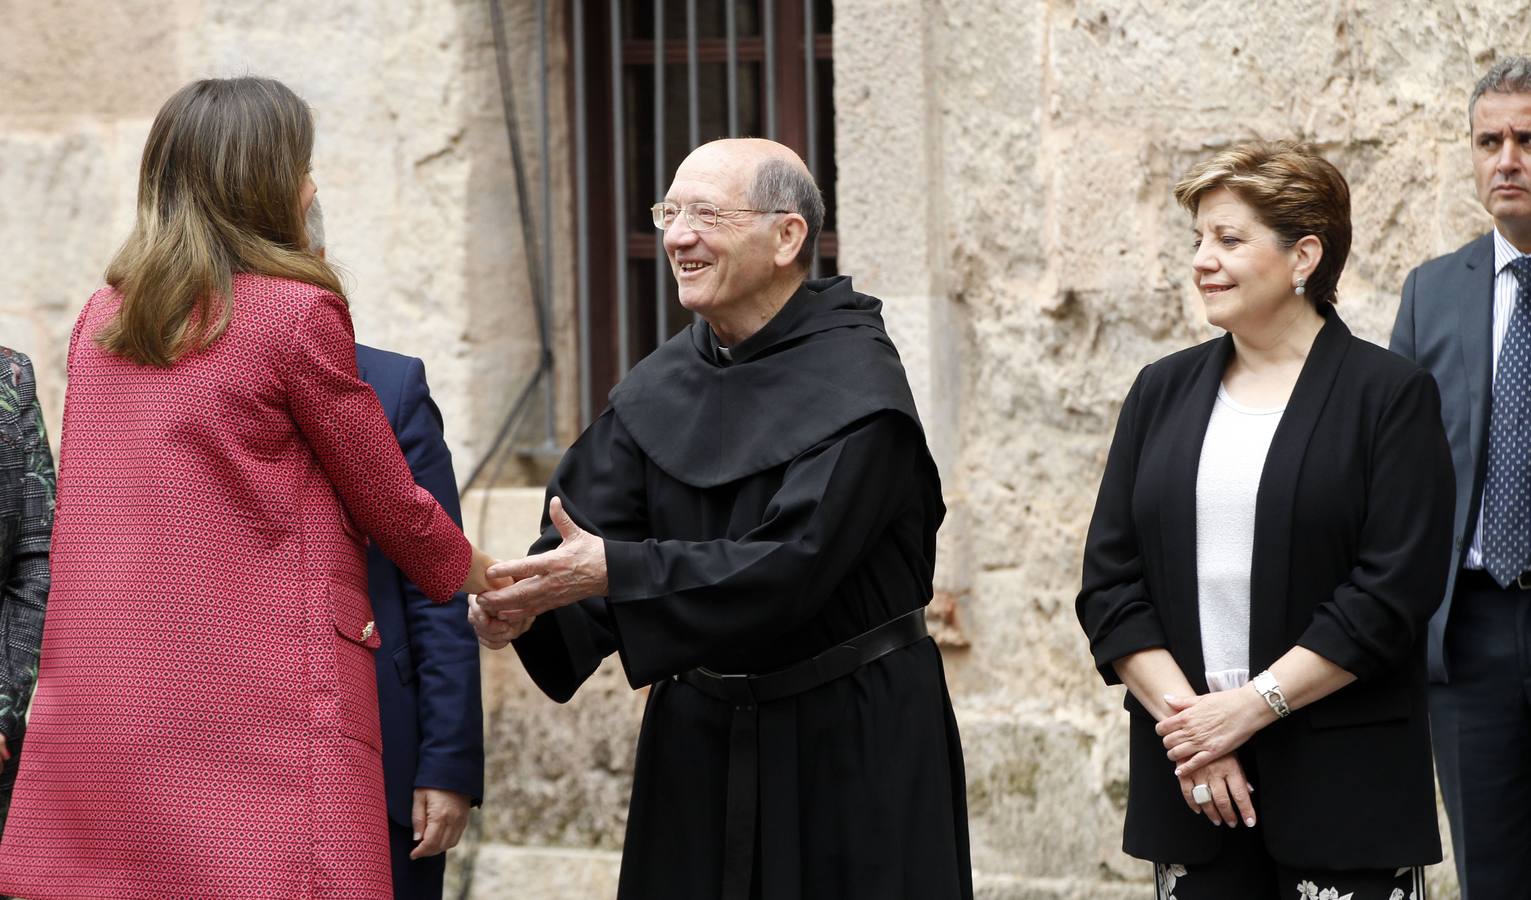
[388,819,447,900]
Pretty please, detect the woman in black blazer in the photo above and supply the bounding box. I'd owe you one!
[1077,142,1454,899]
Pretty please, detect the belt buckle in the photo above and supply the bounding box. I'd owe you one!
[699,668,756,707]
[698,667,748,680]
[1518,572,1531,591]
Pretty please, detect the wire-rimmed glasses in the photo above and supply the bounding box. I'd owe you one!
[651,201,792,231]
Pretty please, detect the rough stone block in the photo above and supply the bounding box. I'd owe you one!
[974,875,1143,900]
[458,843,621,900]
[0,0,187,118]
[181,0,556,480]
[960,706,1136,884]
[0,120,151,441]
[464,487,645,851]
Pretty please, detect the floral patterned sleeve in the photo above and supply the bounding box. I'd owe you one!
[0,348,56,740]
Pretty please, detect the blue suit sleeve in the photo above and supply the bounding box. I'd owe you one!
[394,358,485,804]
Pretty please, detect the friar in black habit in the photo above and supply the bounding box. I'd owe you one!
[471,138,973,900]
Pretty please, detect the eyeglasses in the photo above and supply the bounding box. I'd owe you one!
[651,201,792,231]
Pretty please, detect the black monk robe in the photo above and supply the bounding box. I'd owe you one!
[513,276,973,900]
[1077,305,1454,869]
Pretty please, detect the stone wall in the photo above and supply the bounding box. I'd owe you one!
[0,0,572,470]
[5,0,1522,897]
[829,1,1519,896]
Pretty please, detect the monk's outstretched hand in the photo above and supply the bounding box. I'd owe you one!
[478,497,608,624]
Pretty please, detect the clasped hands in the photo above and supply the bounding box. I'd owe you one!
[1154,685,1278,829]
[467,497,608,650]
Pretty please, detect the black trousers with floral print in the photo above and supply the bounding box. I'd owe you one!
[1154,823,1426,900]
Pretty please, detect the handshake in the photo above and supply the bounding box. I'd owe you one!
[463,497,608,650]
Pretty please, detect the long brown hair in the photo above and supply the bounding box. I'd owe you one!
[98,77,345,366]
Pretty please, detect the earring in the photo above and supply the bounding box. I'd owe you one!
[1294,277,1307,296]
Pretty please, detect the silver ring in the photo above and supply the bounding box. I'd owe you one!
[1192,784,1212,805]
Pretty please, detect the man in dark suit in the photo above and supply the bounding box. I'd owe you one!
[309,201,485,900]
[0,346,54,842]
[1390,56,1531,900]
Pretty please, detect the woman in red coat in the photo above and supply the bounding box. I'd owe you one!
[0,77,498,900]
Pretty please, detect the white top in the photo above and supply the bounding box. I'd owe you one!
[1196,385,1285,690]
[1463,227,1528,569]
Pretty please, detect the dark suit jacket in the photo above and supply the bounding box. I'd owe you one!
[356,344,484,827]
[1389,233,1494,683]
[1077,307,1453,868]
[0,346,53,744]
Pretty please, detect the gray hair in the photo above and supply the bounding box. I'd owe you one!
[305,196,325,254]
[746,157,824,271]
[1470,56,1531,126]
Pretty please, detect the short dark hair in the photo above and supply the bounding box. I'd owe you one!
[746,157,824,271]
[1470,56,1531,127]
[1173,141,1351,307]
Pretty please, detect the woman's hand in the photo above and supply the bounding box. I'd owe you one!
[461,547,499,596]
[468,593,535,650]
[1177,753,1256,828]
[1156,687,1277,777]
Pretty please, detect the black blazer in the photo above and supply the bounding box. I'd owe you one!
[1076,307,1454,868]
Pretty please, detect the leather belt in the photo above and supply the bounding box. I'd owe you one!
[676,609,929,900]
[1460,568,1531,591]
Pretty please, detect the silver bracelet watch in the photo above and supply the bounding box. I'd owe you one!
[1251,670,1292,718]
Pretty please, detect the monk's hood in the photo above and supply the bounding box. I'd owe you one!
[608,275,928,488]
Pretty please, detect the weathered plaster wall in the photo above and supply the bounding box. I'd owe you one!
[829,0,1526,896]
[0,0,571,474]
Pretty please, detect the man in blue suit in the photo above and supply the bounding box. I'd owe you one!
[310,201,485,900]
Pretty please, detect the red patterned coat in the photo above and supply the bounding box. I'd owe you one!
[0,275,471,899]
